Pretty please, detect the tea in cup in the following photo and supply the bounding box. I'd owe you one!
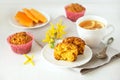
[79,20,104,30]
[76,15,114,48]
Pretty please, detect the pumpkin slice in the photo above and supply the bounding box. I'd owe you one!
[22,8,39,23]
[30,8,47,23]
[15,11,33,27]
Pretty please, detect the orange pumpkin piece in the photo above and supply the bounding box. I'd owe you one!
[22,8,39,23]
[15,11,33,27]
[30,8,47,23]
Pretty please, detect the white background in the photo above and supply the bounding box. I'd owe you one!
[0,0,120,80]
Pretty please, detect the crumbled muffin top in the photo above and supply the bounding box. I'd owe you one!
[66,3,85,12]
[9,32,32,45]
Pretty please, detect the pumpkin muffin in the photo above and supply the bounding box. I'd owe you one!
[65,3,86,22]
[54,42,78,62]
[7,32,34,54]
[62,37,85,54]
[54,37,86,62]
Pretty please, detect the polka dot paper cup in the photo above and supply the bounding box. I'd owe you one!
[65,3,86,22]
[7,32,34,54]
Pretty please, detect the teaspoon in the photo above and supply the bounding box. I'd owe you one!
[96,37,114,59]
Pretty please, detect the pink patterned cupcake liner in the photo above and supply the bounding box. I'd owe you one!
[65,9,85,22]
[65,4,86,22]
[7,32,34,54]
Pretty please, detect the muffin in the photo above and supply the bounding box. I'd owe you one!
[62,37,85,55]
[54,42,78,62]
[65,3,86,22]
[54,36,86,62]
[7,32,34,54]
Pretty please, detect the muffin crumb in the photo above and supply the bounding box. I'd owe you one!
[65,3,85,13]
[9,32,32,45]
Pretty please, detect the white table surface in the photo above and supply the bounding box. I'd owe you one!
[0,0,120,80]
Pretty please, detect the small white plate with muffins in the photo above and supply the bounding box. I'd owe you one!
[41,42,93,68]
[9,8,50,29]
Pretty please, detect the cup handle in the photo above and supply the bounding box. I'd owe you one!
[103,24,115,40]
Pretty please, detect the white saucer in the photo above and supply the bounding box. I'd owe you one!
[41,44,93,68]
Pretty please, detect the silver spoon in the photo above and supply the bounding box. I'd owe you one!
[96,37,114,59]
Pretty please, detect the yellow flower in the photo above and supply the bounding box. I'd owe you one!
[56,20,66,39]
[42,34,51,42]
[24,54,35,66]
[48,24,56,38]
[42,20,66,48]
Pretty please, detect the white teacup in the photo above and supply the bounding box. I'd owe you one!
[76,15,114,48]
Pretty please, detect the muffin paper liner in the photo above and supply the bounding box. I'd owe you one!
[7,32,34,54]
[65,6,85,22]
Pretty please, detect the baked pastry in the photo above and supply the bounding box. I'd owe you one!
[54,37,86,62]
[9,32,32,45]
[7,32,34,54]
[54,42,78,62]
[65,3,85,13]
[62,37,85,54]
[65,3,86,22]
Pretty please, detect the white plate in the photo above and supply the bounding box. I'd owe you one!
[41,44,93,68]
[9,9,50,29]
